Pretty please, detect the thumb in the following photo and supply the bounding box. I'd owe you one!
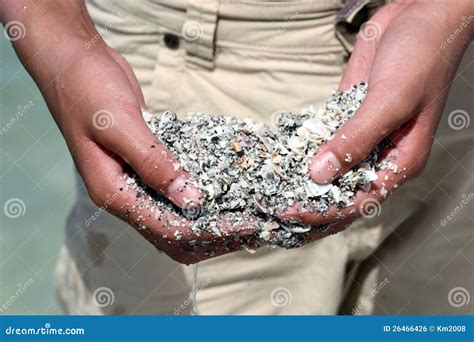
[309,85,415,183]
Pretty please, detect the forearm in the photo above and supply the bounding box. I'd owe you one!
[1,0,99,83]
[1,0,92,35]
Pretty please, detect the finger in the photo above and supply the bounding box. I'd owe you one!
[338,22,377,91]
[76,138,261,246]
[158,214,267,264]
[130,205,260,265]
[281,169,398,226]
[84,77,201,209]
[283,114,434,226]
[216,213,262,236]
[278,202,345,226]
[73,140,199,239]
[310,5,418,185]
[338,2,407,90]
[309,81,417,184]
[76,142,250,252]
[283,156,412,226]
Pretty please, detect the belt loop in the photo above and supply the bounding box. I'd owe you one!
[183,0,219,70]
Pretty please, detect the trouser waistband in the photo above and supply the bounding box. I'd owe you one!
[111,0,386,69]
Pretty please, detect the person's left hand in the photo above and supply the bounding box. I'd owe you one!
[281,0,473,226]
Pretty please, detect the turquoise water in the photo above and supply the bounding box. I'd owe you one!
[0,33,74,314]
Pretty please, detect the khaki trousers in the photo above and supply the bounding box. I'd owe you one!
[55,0,473,315]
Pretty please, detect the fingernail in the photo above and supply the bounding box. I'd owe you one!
[310,151,342,183]
[167,175,202,208]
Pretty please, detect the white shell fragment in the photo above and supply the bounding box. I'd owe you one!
[305,181,332,197]
[127,82,397,250]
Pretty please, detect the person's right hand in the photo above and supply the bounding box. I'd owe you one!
[6,2,202,210]
[1,0,260,263]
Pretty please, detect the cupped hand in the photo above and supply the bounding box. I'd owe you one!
[50,41,203,211]
[282,0,473,226]
[2,1,259,263]
[90,164,259,264]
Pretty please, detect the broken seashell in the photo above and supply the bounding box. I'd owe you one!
[288,226,311,233]
[271,151,288,180]
[305,180,332,197]
[329,185,341,202]
[259,231,271,241]
[300,117,331,141]
[232,141,242,153]
[287,135,306,153]
[253,195,270,214]
[263,221,280,231]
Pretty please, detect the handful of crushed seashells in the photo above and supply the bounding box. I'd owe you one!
[125,83,394,249]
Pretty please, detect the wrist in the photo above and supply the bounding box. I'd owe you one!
[3,0,104,83]
[2,0,97,55]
